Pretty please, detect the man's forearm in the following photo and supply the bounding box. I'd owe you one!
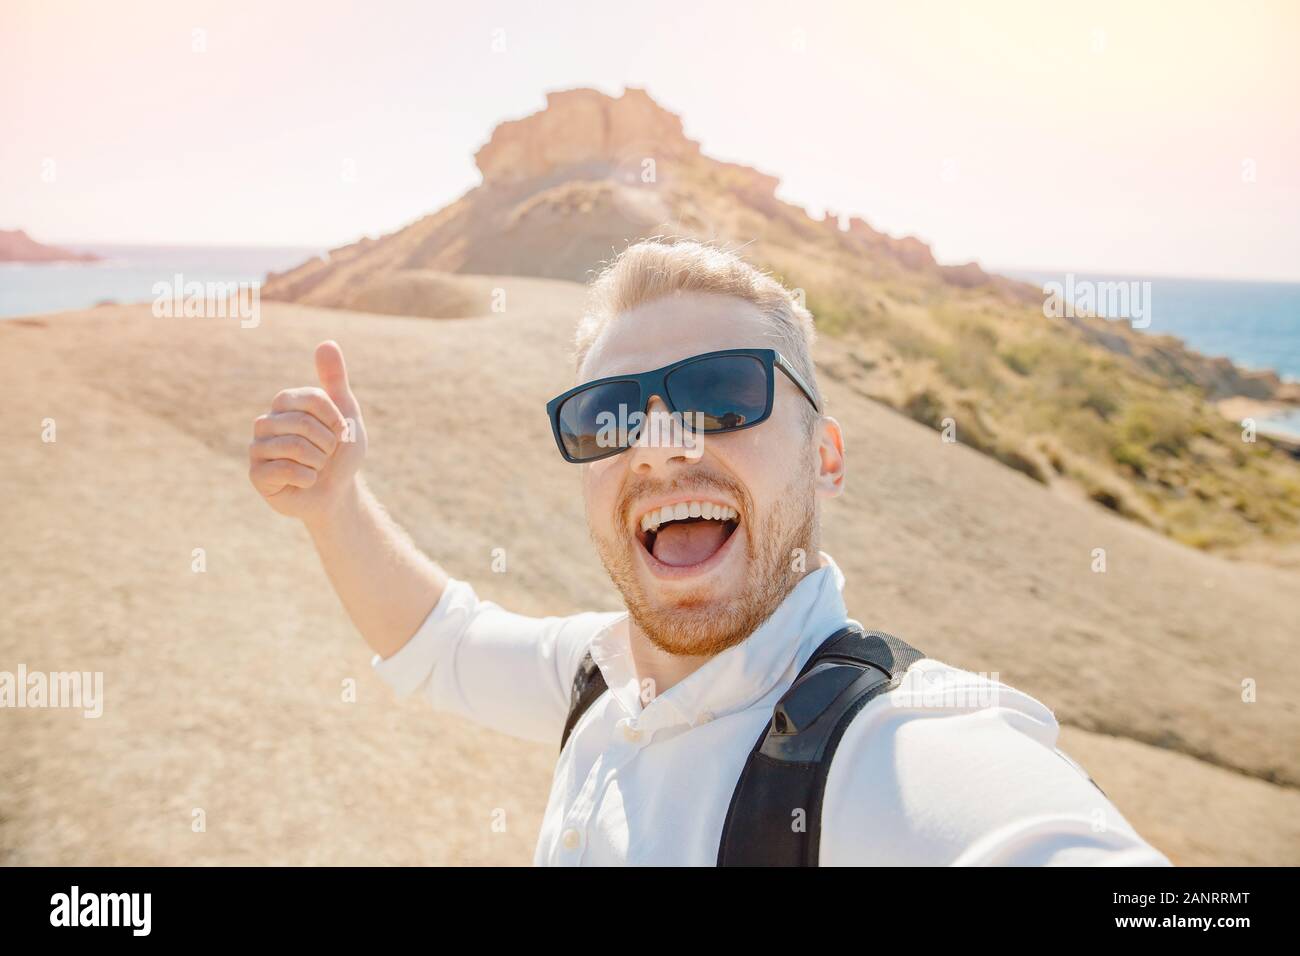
[305,476,449,660]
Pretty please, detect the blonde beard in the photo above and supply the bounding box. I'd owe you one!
[590,468,817,658]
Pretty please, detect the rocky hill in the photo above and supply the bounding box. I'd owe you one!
[264,89,1030,305]
[263,88,1300,553]
[5,293,1297,864]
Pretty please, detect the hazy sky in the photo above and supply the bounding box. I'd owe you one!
[3,0,1297,279]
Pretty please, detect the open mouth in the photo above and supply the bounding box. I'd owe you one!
[634,500,741,569]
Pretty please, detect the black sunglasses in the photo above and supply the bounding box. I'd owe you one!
[546,348,821,464]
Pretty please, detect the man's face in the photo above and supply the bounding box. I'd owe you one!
[579,291,844,657]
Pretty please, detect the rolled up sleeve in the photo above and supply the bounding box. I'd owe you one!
[371,578,621,745]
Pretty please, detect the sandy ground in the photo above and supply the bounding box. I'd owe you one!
[1,278,1297,865]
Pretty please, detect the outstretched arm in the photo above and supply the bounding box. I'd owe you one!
[306,474,448,660]
[247,340,601,743]
[248,340,447,659]
[820,661,1172,866]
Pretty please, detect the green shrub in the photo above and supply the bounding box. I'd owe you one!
[902,389,946,430]
[1111,442,1150,476]
[1120,401,1193,456]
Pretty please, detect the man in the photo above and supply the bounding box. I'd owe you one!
[248,240,1170,866]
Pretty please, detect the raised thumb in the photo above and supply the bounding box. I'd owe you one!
[314,340,356,412]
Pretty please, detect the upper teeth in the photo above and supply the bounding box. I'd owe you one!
[639,501,737,533]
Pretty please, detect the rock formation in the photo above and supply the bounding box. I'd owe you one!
[0,229,100,263]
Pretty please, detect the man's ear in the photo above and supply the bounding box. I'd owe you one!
[814,416,846,498]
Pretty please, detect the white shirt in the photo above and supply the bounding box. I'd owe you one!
[373,553,1170,866]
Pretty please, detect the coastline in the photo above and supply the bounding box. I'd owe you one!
[1217,397,1300,445]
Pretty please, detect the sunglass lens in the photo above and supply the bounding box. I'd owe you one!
[664,354,769,431]
[556,380,641,461]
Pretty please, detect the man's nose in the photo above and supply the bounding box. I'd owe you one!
[626,395,701,473]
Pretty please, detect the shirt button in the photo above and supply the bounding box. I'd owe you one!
[699,710,715,724]
[621,722,643,743]
[561,828,582,851]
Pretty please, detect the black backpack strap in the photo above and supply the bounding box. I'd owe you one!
[717,624,925,866]
[560,650,608,752]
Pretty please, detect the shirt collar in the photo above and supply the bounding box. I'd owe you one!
[589,552,850,734]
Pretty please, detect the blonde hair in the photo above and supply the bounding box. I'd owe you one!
[574,239,822,414]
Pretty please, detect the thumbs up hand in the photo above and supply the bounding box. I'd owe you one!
[248,341,369,523]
